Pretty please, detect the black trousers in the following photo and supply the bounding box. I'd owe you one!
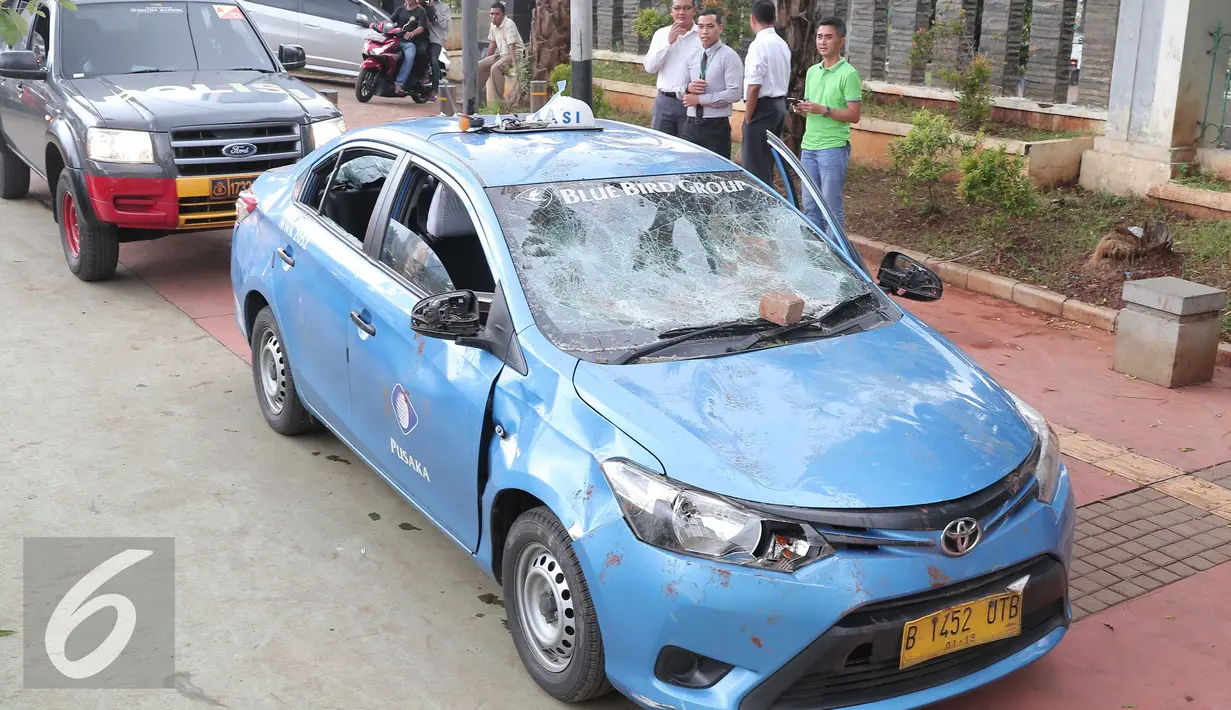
[740,96,787,186]
[683,116,732,160]
[427,42,443,90]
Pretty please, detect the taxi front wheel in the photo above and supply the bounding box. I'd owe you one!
[250,307,317,436]
[503,507,613,703]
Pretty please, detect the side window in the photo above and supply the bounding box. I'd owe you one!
[28,2,48,65]
[252,0,297,10]
[298,152,340,213]
[301,0,362,24]
[377,166,495,295]
[300,148,396,244]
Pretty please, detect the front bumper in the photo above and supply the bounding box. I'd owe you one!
[576,466,1075,710]
[82,167,261,232]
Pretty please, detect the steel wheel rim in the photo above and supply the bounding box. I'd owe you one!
[515,542,577,673]
[258,327,287,416]
[63,193,80,258]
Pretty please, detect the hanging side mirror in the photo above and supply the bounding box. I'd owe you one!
[411,290,482,339]
[877,251,943,301]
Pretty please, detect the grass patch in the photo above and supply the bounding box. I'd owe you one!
[844,166,1231,340]
[1174,171,1231,193]
[593,59,655,87]
[860,97,1093,142]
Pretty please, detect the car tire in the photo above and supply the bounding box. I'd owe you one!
[0,138,30,200]
[355,68,377,103]
[502,506,613,703]
[56,168,118,282]
[249,306,317,436]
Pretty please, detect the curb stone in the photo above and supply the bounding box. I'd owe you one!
[851,233,1229,367]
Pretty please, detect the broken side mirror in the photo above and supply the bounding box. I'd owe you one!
[411,289,482,339]
[877,251,943,301]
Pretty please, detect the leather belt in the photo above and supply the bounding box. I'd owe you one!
[659,90,679,99]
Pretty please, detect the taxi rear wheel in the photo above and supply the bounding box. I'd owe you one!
[56,169,118,282]
[250,307,316,436]
[503,507,612,703]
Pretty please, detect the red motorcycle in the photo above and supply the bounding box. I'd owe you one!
[354,19,444,104]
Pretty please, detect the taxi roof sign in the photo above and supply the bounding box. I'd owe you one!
[526,82,596,128]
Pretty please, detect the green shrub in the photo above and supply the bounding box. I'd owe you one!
[633,7,671,40]
[548,63,612,115]
[889,110,973,215]
[941,55,994,132]
[957,146,1038,216]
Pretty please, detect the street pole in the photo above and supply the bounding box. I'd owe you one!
[570,0,592,106]
[462,0,478,113]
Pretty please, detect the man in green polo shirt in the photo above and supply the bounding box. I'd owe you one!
[791,16,862,234]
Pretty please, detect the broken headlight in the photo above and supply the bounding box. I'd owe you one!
[1009,393,1062,505]
[601,459,833,572]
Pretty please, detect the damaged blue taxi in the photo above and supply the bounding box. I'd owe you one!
[230,93,1075,709]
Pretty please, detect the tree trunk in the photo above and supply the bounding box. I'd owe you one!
[530,0,570,81]
[775,0,822,152]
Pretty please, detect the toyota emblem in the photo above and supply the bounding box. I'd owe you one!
[940,517,982,557]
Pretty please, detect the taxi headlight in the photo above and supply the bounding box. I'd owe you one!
[310,116,347,148]
[1009,393,1062,505]
[86,128,154,164]
[601,459,833,572]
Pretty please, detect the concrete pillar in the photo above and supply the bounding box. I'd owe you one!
[1114,278,1227,388]
[980,0,1027,94]
[594,0,621,51]
[847,0,888,80]
[621,0,651,53]
[1078,0,1229,196]
[1023,0,1079,103]
[1076,0,1120,108]
[887,0,930,84]
[934,0,978,73]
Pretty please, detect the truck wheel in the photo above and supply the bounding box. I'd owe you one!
[355,68,377,103]
[503,507,612,703]
[57,169,118,282]
[250,306,317,436]
[0,140,30,200]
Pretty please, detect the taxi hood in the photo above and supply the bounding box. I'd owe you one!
[66,71,338,131]
[572,316,1037,510]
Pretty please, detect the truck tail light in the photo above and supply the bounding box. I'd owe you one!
[236,190,258,224]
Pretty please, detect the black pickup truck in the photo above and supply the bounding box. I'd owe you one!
[0,0,346,281]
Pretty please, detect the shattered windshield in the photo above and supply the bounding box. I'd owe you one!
[486,172,871,359]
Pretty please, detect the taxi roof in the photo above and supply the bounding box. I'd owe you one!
[368,116,739,188]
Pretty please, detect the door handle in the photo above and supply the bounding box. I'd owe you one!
[350,310,376,336]
[276,247,295,267]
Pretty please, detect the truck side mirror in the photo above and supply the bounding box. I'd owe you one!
[0,50,46,81]
[278,44,307,71]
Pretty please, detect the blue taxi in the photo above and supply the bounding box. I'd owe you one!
[230,98,1075,709]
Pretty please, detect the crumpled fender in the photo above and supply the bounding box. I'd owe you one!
[474,325,663,581]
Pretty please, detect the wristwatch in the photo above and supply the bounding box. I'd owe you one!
[823,105,832,118]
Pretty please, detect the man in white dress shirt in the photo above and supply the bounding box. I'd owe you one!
[675,9,742,159]
[643,0,702,137]
[740,0,791,185]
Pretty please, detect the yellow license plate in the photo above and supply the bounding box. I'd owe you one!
[899,591,1023,669]
[209,176,255,200]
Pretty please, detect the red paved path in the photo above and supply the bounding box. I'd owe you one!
[23,84,1231,707]
[937,560,1231,710]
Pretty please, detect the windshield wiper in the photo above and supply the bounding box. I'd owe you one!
[725,291,883,353]
[612,319,769,365]
[123,69,175,75]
